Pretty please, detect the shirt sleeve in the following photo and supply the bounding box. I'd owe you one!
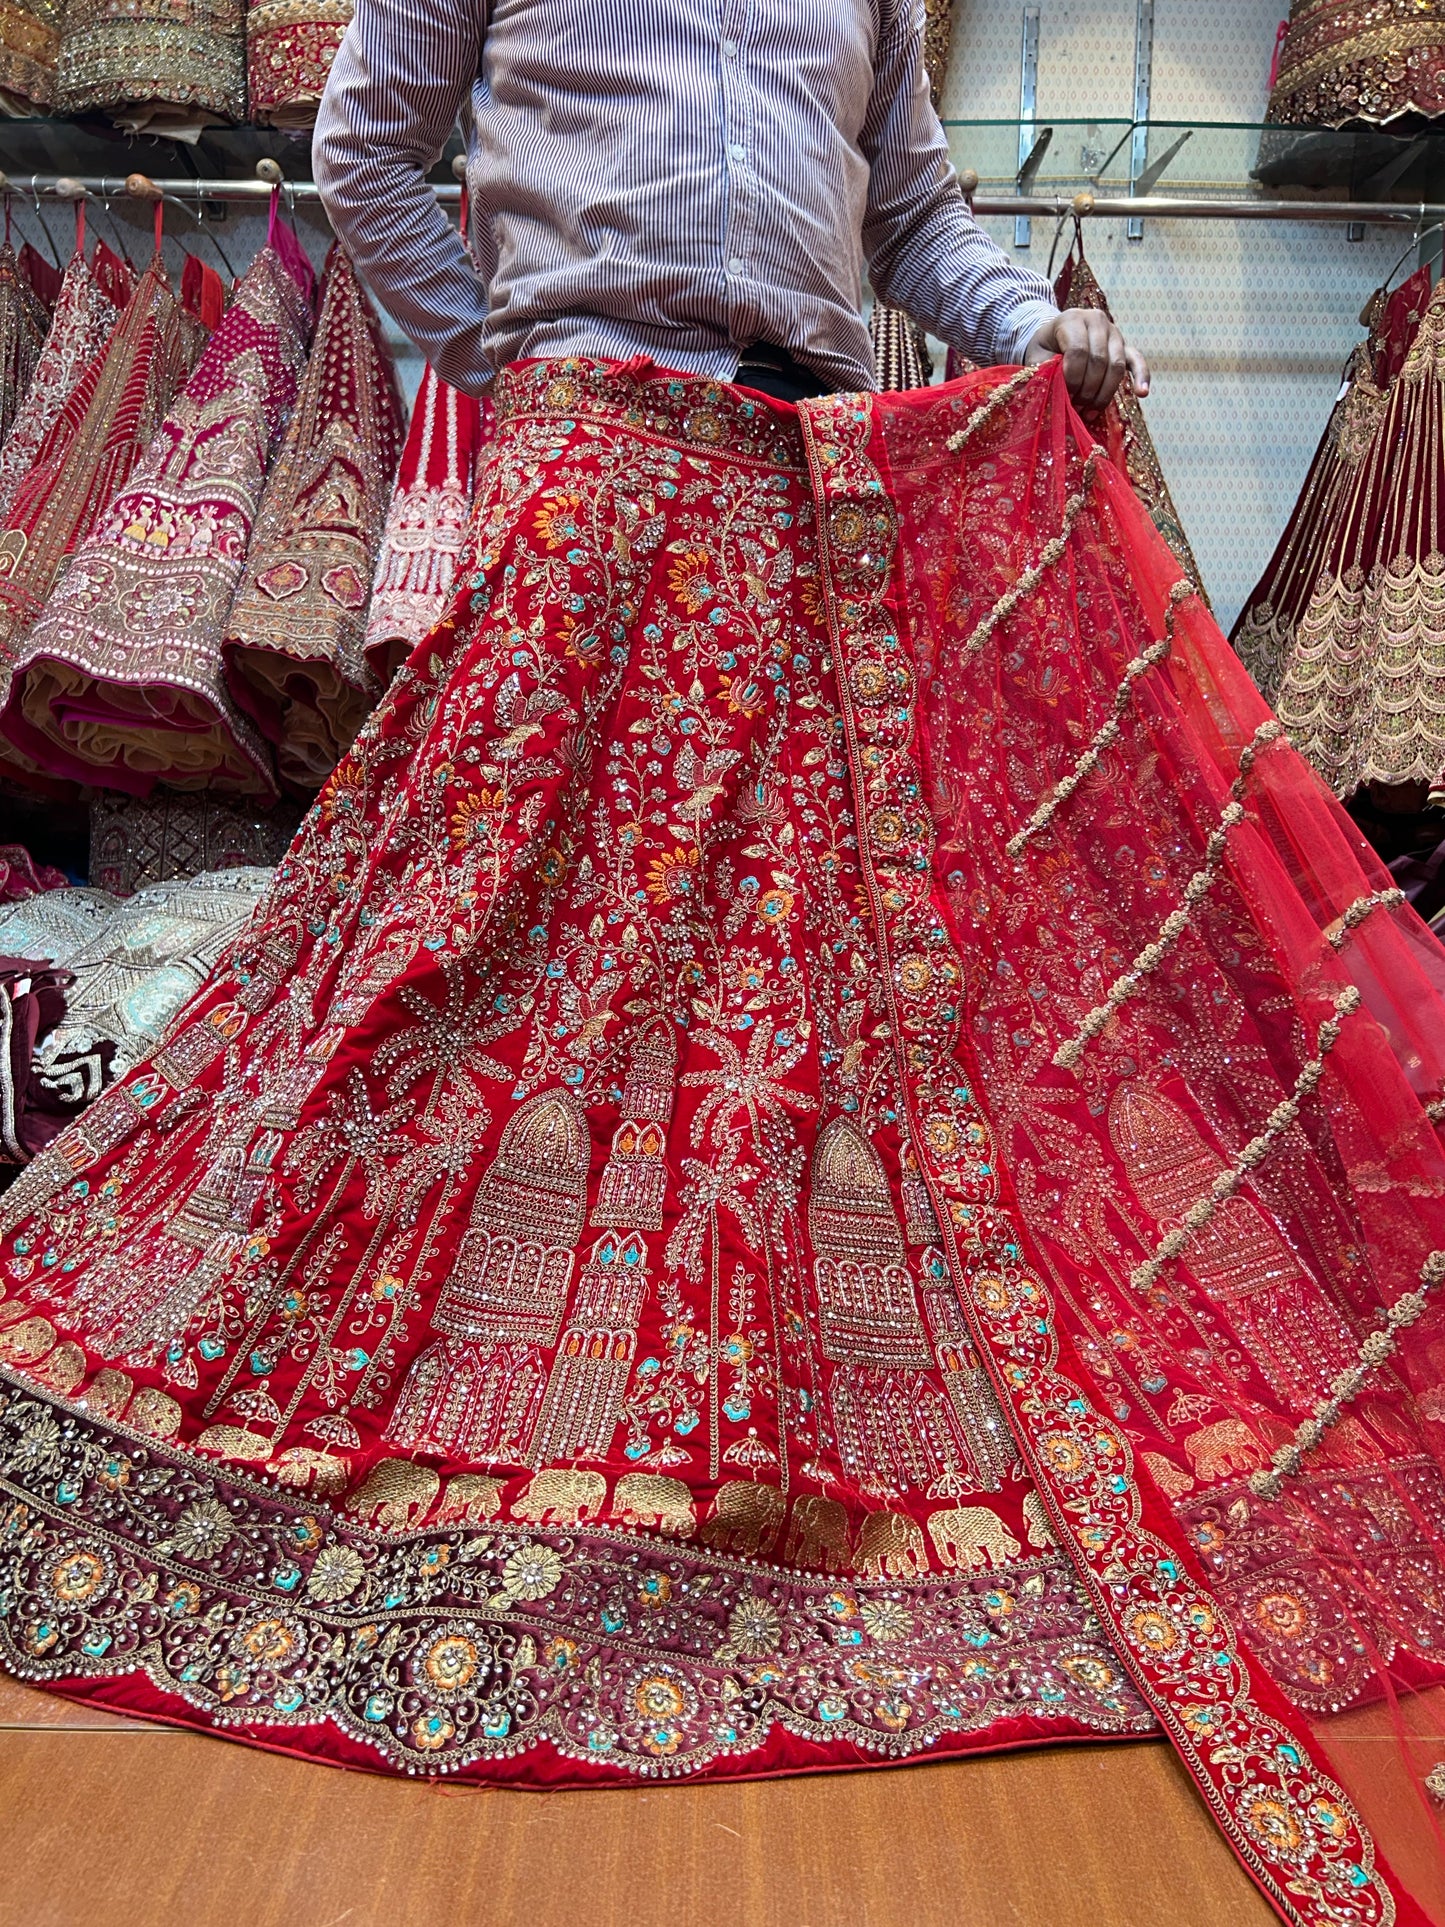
[860,0,1058,367]
[313,0,494,395]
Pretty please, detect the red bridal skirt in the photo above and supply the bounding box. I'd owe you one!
[3,357,1445,1926]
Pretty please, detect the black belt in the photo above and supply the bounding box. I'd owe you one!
[734,343,830,404]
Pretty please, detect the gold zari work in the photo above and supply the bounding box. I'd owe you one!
[1268,0,1445,124]
[57,0,246,131]
[0,0,57,113]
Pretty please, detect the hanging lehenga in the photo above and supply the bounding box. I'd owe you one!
[0,243,212,790]
[0,227,132,534]
[1236,272,1445,798]
[0,216,315,797]
[2,357,1445,1925]
[364,365,490,689]
[1234,266,1430,712]
[224,245,404,789]
[0,235,51,449]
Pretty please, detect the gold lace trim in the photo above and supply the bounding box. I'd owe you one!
[1053,719,1286,1071]
[1128,986,1364,1298]
[1249,1249,1445,1502]
[1008,579,1196,858]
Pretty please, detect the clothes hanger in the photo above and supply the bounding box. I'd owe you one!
[21,175,62,268]
[1361,221,1443,329]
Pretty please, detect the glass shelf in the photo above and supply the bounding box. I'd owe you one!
[939,118,1445,203]
[0,115,464,191]
[0,110,1434,205]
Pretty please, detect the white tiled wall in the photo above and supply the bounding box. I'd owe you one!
[941,1,1405,627]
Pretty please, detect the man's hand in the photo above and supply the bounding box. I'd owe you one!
[1024,307,1150,410]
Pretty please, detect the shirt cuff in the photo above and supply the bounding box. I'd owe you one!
[998,295,1059,367]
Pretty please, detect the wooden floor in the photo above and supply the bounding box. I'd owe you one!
[0,1674,1275,1927]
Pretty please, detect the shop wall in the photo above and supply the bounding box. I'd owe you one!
[941,0,1404,627]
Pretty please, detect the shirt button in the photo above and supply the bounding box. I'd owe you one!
[729,143,746,162]
[722,36,738,55]
[728,258,744,275]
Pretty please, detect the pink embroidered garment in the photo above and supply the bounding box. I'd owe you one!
[0,235,132,533]
[364,363,489,687]
[0,246,210,790]
[0,220,316,798]
[225,244,403,790]
[0,359,1443,1924]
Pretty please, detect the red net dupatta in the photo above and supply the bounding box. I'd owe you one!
[797,364,1445,1925]
[0,243,314,799]
[1053,247,1209,606]
[223,244,404,792]
[363,362,490,688]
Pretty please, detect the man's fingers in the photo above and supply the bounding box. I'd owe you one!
[1027,310,1152,410]
[1058,310,1108,409]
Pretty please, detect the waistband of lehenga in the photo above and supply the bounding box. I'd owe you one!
[494,355,816,471]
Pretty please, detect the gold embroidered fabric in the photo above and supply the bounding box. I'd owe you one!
[224,247,403,790]
[1267,0,1445,125]
[57,0,246,133]
[1234,265,1429,711]
[869,302,933,392]
[0,243,129,534]
[89,790,304,897]
[247,0,353,128]
[0,0,57,114]
[922,0,955,108]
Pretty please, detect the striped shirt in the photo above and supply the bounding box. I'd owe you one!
[313,0,1058,396]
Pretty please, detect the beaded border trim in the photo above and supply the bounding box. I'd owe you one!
[1324,888,1407,949]
[962,448,1104,663]
[944,364,1037,453]
[1007,578,1197,858]
[1128,985,1364,1297]
[1053,718,1286,1071]
[1249,1248,1445,1502]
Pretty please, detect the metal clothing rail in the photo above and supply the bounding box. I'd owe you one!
[971,193,1443,226]
[0,170,1439,229]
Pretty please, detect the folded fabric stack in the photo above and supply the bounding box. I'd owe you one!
[56,0,246,133]
[247,0,353,127]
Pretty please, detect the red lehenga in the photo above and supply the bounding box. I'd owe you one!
[2,357,1445,1926]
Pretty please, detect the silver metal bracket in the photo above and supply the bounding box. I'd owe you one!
[1128,0,1155,241]
[1016,6,1040,249]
